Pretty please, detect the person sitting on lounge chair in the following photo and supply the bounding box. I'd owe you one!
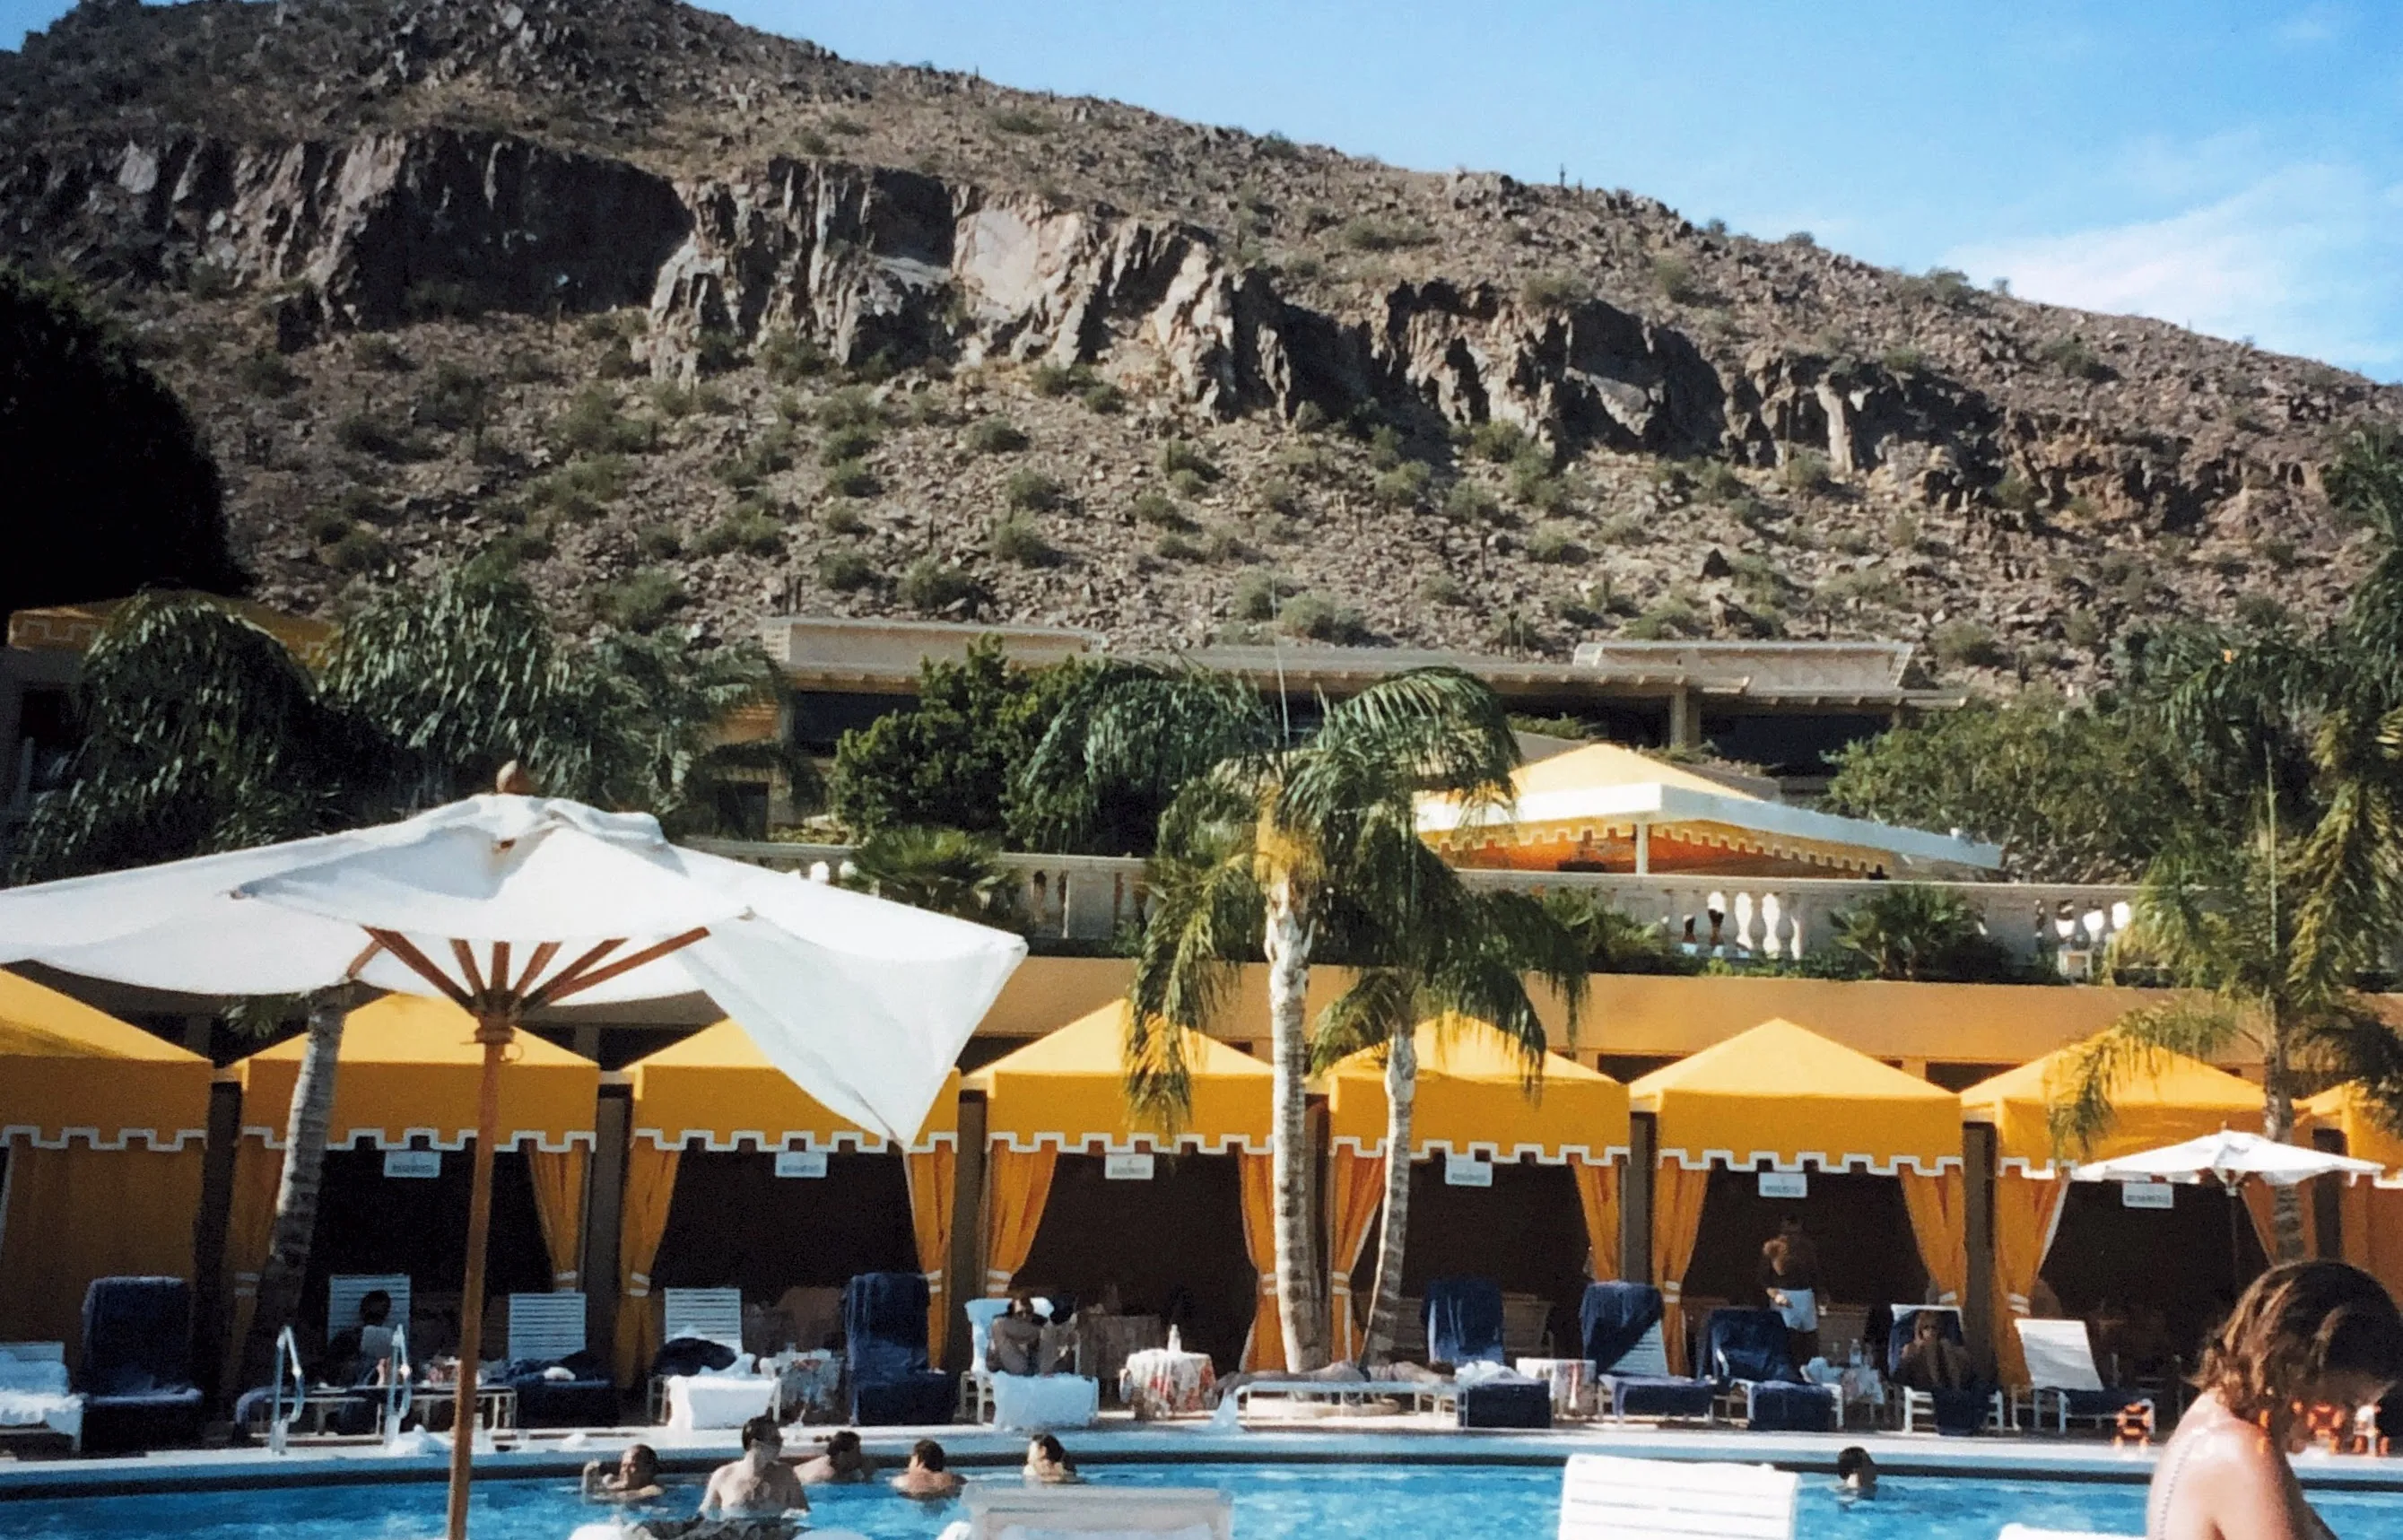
[1024,1432,1081,1484]
[989,1295,1046,1378]
[796,1429,872,1484]
[326,1289,398,1386]
[1895,1312,1978,1393]
[700,1415,808,1518]
[892,1439,963,1500]
[583,1443,665,1502]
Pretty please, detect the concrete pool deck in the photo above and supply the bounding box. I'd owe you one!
[6,1415,2403,1501]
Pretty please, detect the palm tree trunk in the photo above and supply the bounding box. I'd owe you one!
[1263,878,1327,1370]
[1362,1028,1417,1368]
[2262,1021,2307,1262]
[238,995,345,1391]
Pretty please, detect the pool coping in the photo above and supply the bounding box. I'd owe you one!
[8,1423,2403,1502]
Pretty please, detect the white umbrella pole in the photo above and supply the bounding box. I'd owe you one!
[446,1014,512,1540]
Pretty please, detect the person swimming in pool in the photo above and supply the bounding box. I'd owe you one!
[582,1443,664,1502]
[892,1439,964,1501]
[699,1416,808,1518]
[1834,1446,1876,1497]
[1023,1432,1080,1484]
[795,1428,873,1484]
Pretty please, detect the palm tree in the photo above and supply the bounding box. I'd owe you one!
[1310,882,1589,1366]
[844,825,1020,926]
[1023,663,1526,1369]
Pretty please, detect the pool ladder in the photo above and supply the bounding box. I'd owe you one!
[261,1323,415,1454]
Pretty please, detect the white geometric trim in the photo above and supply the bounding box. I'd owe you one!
[241,1125,594,1153]
[2,1125,207,1152]
[1657,1147,1961,1176]
[986,1131,1273,1156]
[633,1127,957,1155]
[1995,1159,2070,1179]
[1328,1135,1628,1166]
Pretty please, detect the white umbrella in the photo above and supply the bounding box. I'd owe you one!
[2070,1129,2384,1188]
[0,788,1025,1538]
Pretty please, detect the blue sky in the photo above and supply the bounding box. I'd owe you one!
[10,1,2402,378]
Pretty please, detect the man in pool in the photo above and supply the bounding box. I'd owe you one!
[795,1428,872,1484]
[1834,1446,1876,1496]
[699,1416,808,1518]
[582,1443,664,1502]
[892,1439,964,1500]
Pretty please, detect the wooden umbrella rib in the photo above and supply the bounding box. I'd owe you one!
[489,940,512,1003]
[451,938,489,1003]
[516,938,625,1008]
[365,928,474,1007]
[529,926,710,1007]
[510,941,562,997]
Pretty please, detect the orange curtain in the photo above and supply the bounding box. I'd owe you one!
[2337,1182,2403,1298]
[903,1146,957,1361]
[1991,1175,2070,1384]
[1900,1170,1970,1306]
[219,1138,283,1386]
[1572,1158,1621,1282]
[982,1145,1057,1297]
[527,1148,588,1289]
[1327,1150,1385,1360]
[1651,1162,1712,1375]
[611,1141,681,1384]
[0,1144,205,1367]
[1238,1152,1285,1371]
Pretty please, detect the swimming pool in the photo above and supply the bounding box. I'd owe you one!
[4,1463,2399,1540]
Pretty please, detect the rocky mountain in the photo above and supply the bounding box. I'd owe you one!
[4,0,2395,684]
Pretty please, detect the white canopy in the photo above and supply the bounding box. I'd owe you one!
[2070,1129,2383,1188]
[0,795,1025,1142]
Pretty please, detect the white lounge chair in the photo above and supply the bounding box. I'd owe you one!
[2012,1318,2155,1435]
[953,1485,1232,1540]
[961,1297,1012,1423]
[1228,1376,1445,1417]
[649,1287,751,1423]
[506,1292,589,1363]
[1891,1303,2005,1435]
[1558,1452,1797,1540]
[0,1342,83,1453]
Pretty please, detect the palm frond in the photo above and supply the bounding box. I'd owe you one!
[1310,968,1419,1075]
[2046,1000,2250,1159]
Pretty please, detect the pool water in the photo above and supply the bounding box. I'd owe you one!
[4,1463,2402,1540]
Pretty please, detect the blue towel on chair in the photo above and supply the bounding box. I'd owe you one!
[1424,1277,1505,1366]
[1747,1380,1836,1431]
[1705,1309,1799,1384]
[844,1272,932,1383]
[1580,1282,1661,1370]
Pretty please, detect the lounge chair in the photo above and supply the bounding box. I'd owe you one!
[843,1271,956,1425]
[327,1273,413,1353]
[501,1292,616,1429]
[0,1342,83,1452]
[1581,1282,1715,1423]
[649,1287,749,1423]
[1557,1452,1797,1540]
[1424,1276,1506,1366]
[960,1297,1012,1422]
[1702,1308,1840,1432]
[1889,1304,2005,1435]
[80,1276,204,1453]
[949,1485,1232,1540]
[2012,1318,2155,1436]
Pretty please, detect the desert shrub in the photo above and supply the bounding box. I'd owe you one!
[825,113,869,137]
[335,409,426,462]
[2256,535,2299,570]
[1006,468,1067,512]
[1778,449,1831,494]
[1259,132,1302,160]
[1276,593,1371,643]
[1881,344,1928,374]
[817,387,884,430]
[1527,521,1587,564]
[821,503,868,536]
[1154,532,1206,561]
[2039,335,2113,382]
[1929,620,2008,668]
[1521,273,1589,309]
[968,418,1030,455]
[304,507,354,544]
[1030,361,1084,397]
[1291,401,1330,433]
[417,362,489,432]
[794,128,831,158]
[2062,609,2104,650]
[693,328,743,376]
[989,108,1054,135]
[1897,266,1976,309]
[1232,568,1300,621]
[1991,473,2040,513]
[1785,231,1817,248]
[1651,254,1699,304]
[1159,440,1222,483]
[989,513,1056,565]
[1596,512,1647,545]
[1693,461,1747,501]
[1372,461,1432,510]
[636,523,683,559]
[1131,490,1191,530]
[236,349,300,397]
[1816,568,1904,608]
[824,462,880,498]
[1417,572,1467,605]
[1339,216,1433,252]
[1467,420,1528,464]
[1491,608,1543,650]
[353,335,414,372]
[2233,594,2291,631]
[898,557,983,613]
[1443,481,1502,525]
[1080,379,1127,413]
[761,329,831,383]
[693,507,787,558]
[821,424,880,464]
[650,379,732,419]
[531,455,630,520]
[325,526,391,573]
[596,570,686,632]
[552,387,654,455]
[818,546,876,591]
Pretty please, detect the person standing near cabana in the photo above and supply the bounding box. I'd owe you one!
[1759,1214,1822,1365]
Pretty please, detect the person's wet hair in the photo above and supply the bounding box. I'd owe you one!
[1031,1432,1073,1470]
[741,1414,782,1452]
[625,1443,658,1482]
[912,1439,947,1472]
[1834,1447,1876,1482]
[2197,1260,2403,1426]
[825,1430,861,1455]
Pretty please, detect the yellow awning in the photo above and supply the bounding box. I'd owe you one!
[1961,1040,2260,1172]
[1324,1016,1629,1163]
[2303,1083,2403,1173]
[1630,1017,1962,1173]
[0,970,211,1149]
[628,1018,959,1153]
[964,1000,1271,1153]
[228,995,598,1151]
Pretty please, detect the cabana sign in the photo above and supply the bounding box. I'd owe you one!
[1444,1153,1494,1188]
[1104,1153,1157,1180]
[1758,1171,1807,1199]
[2120,1180,2175,1210]
[774,1150,830,1179]
[383,1150,442,1179]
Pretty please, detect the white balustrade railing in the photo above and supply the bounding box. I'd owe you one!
[691,840,2137,970]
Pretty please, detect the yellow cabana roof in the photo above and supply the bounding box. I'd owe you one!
[1417,740,2001,876]
[1961,1040,2261,1173]
[628,1018,958,1153]
[229,995,598,1152]
[1325,1017,1629,1164]
[2304,1085,2403,1177]
[964,1000,1271,1154]
[1629,1017,1962,1173]
[0,970,211,1149]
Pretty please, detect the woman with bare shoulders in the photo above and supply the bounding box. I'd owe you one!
[2148,1260,2403,1540]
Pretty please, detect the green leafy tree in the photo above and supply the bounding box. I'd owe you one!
[830,639,1082,840]
[0,265,245,620]
[1032,663,1528,1369]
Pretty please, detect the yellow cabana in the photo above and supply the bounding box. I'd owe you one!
[1631,1018,1965,1370]
[1417,741,2001,876]
[619,1019,961,1378]
[1962,1041,2261,1380]
[221,996,599,1376]
[1322,1018,1630,1355]
[0,971,212,1360]
[965,1001,1282,1367]
[2303,1084,2403,1306]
